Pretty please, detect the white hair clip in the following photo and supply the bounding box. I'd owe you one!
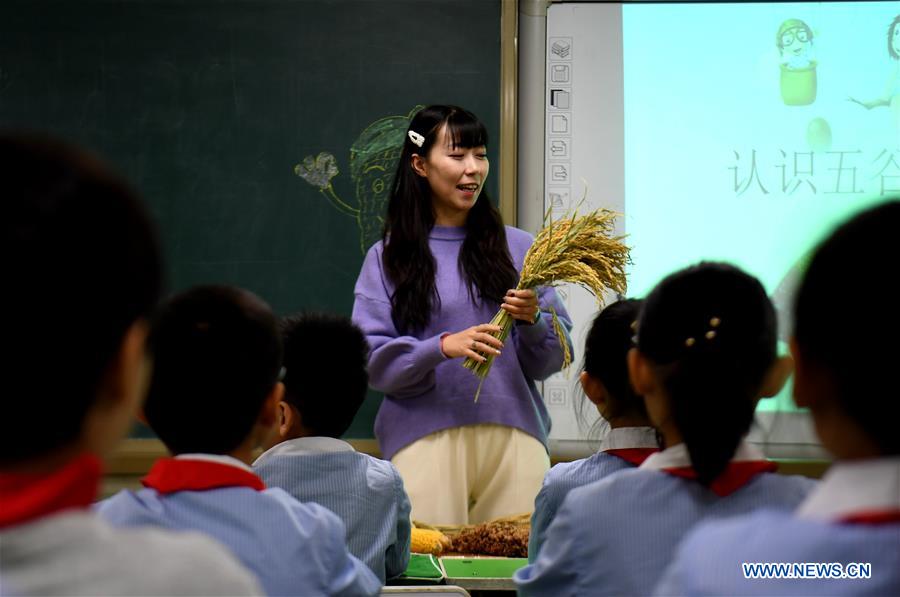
[407,130,425,148]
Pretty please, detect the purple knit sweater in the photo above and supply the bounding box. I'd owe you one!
[351,225,573,460]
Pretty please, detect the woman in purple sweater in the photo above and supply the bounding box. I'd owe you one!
[352,105,572,525]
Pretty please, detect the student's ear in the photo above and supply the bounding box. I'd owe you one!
[277,400,299,439]
[580,371,609,409]
[96,320,151,413]
[627,348,655,396]
[258,382,285,428]
[760,354,794,398]
[84,320,151,456]
[411,154,428,178]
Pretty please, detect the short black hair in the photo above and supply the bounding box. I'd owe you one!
[794,200,900,455]
[583,299,646,418]
[280,312,369,438]
[1,133,162,466]
[144,285,282,455]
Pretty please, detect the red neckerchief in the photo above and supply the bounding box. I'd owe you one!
[839,510,900,525]
[0,453,101,528]
[142,458,265,494]
[606,447,659,466]
[662,461,778,497]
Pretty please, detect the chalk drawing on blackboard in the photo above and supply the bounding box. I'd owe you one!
[295,106,423,254]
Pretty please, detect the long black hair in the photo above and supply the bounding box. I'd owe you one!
[382,105,517,334]
[582,299,647,416]
[577,299,650,440]
[636,263,777,486]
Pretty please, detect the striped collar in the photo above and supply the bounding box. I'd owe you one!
[600,427,658,452]
[253,437,355,466]
[600,427,659,466]
[797,457,900,523]
[640,440,766,470]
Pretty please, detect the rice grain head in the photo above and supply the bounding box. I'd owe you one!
[464,207,630,401]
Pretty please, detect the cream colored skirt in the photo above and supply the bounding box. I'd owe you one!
[392,423,549,525]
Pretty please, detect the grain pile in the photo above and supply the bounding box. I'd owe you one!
[414,513,532,558]
[452,520,529,558]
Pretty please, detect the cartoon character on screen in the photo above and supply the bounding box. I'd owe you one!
[294,105,423,254]
[777,19,817,106]
[848,15,900,150]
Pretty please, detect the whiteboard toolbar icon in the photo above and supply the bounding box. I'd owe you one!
[548,386,567,406]
[551,164,569,183]
[550,89,570,110]
[550,114,570,134]
[549,138,569,158]
[551,64,570,83]
[550,38,572,60]
[548,188,570,212]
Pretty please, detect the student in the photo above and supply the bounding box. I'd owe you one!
[96,286,381,597]
[528,299,657,562]
[352,105,572,525]
[252,312,412,583]
[0,134,261,596]
[656,202,900,596]
[514,262,816,596]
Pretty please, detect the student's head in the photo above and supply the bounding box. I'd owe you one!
[888,14,900,60]
[629,263,791,485]
[271,312,369,442]
[792,201,900,458]
[383,105,516,334]
[143,285,283,456]
[1,134,162,467]
[579,299,649,427]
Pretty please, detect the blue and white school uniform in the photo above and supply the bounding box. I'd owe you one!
[655,456,900,596]
[514,441,816,597]
[96,454,381,597]
[1,454,262,596]
[253,437,412,583]
[528,426,658,562]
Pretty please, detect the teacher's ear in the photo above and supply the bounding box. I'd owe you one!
[411,154,428,178]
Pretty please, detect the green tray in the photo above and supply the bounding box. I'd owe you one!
[440,557,528,579]
[399,553,445,581]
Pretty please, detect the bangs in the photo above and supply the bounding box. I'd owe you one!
[444,111,489,149]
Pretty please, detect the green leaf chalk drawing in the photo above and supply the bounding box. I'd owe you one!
[294,105,424,254]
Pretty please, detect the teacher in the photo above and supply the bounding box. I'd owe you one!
[352,105,572,525]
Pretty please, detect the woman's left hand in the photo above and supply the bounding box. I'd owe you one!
[501,289,540,324]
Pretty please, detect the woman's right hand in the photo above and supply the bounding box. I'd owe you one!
[440,324,504,361]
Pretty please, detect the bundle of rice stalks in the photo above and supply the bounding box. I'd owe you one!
[463,207,630,401]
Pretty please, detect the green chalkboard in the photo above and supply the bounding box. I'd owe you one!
[0,0,502,440]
